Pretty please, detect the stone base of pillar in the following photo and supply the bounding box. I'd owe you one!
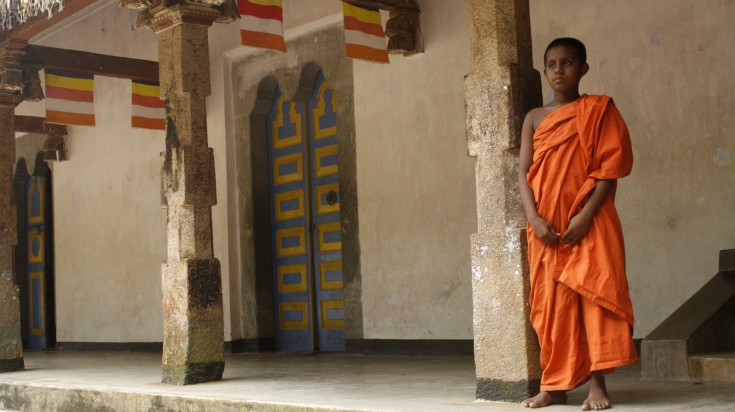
[162,361,224,385]
[476,377,540,402]
[0,282,23,373]
[0,357,24,372]
[471,229,541,403]
[162,258,225,385]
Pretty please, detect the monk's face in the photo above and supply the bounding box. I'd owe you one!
[544,45,589,93]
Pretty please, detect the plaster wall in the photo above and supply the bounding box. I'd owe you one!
[530,0,735,337]
[15,2,166,343]
[354,0,476,339]
[14,134,46,171]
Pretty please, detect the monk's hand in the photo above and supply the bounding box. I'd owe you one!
[562,213,592,245]
[530,216,561,244]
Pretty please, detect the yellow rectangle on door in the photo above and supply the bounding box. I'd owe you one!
[280,301,309,330]
[274,153,303,185]
[276,227,306,257]
[278,264,308,293]
[275,190,305,221]
[320,300,345,329]
[317,222,342,252]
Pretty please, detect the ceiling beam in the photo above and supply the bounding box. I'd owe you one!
[22,45,159,82]
[0,0,98,46]
[15,115,67,135]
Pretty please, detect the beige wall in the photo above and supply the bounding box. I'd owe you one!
[20,1,247,343]
[530,0,735,337]
[16,2,163,343]
[354,0,476,339]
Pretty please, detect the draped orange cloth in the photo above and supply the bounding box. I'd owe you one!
[526,94,638,391]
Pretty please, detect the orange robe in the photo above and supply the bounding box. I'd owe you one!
[526,94,638,391]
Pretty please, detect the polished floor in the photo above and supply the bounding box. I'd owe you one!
[0,351,733,411]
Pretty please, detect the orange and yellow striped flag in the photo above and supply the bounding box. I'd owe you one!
[131,80,166,130]
[45,69,96,126]
[342,2,389,63]
[238,0,286,52]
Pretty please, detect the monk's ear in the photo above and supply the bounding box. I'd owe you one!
[581,63,590,76]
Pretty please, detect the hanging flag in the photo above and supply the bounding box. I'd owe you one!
[131,79,166,130]
[45,69,95,126]
[238,0,286,52]
[342,2,389,63]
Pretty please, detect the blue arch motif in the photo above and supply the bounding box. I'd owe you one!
[266,71,345,352]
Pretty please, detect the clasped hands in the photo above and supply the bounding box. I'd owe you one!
[530,213,591,245]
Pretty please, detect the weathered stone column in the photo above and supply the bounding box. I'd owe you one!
[465,0,543,402]
[143,3,226,385]
[0,47,25,373]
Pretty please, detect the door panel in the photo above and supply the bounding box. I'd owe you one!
[27,176,47,349]
[267,71,345,352]
[308,72,345,351]
[267,88,314,351]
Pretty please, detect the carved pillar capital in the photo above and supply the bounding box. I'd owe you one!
[21,67,44,102]
[42,134,66,161]
[385,0,421,55]
[121,0,238,31]
[0,47,25,99]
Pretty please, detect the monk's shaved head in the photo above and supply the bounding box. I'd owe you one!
[544,37,587,65]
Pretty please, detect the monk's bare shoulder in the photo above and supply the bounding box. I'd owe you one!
[526,106,556,131]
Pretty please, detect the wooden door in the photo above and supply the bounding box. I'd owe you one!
[266,71,345,351]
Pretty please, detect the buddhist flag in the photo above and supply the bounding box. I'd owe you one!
[343,2,389,63]
[131,80,166,130]
[45,69,95,126]
[238,0,286,52]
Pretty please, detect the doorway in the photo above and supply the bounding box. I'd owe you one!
[266,71,345,352]
[14,153,56,350]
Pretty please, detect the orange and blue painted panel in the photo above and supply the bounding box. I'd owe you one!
[308,71,345,351]
[267,86,314,351]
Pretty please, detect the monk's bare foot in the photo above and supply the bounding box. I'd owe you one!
[581,372,611,411]
[522,391,567,408]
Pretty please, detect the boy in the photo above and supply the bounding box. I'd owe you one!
[518,38,638,411]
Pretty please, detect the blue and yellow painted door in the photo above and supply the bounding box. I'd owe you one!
[26,176,48,349]
[308,72,345,351]
[266,72,345,352]
[267,87,315,351]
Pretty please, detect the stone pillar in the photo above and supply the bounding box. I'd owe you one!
[0,47,25,373]
[146,4,224,385]
[465,0,543,402]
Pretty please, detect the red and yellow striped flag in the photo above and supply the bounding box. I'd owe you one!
[238,0,286,52]
[131,80,166,130]
[45,69,96,126]
[343,2,389,63]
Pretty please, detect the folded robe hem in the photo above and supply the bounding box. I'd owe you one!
[539,358,637,392]
[555,277,635,326]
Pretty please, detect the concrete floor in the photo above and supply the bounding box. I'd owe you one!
[0,351,733,411]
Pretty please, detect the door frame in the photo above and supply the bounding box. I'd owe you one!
[249,61,363,351]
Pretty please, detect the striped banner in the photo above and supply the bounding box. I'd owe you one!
[131,79,166,130]
[343,2,389,63]
[45,69,96,126]
[238,0,286,52]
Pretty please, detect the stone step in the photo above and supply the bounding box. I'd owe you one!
[689,352,735,382]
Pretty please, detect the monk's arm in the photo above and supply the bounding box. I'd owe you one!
[561,179,617,244]
[519,111,560,244]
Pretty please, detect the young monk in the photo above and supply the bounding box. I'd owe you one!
[518,38,638,411]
